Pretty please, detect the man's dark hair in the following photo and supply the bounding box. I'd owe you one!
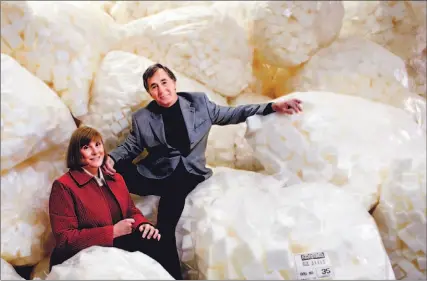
[142,63,177,92]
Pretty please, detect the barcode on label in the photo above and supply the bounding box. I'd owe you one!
[301,252,325,261]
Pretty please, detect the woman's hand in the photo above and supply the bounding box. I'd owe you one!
[113,218,135,238]
[139,224,161,241]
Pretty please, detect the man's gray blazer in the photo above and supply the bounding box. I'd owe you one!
[109,92,273,180]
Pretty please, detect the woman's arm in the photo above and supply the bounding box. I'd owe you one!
[49,180,115,253]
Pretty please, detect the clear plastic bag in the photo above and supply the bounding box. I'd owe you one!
[1,148,66,266]
[287,37,426,130]
[253,1,344,67]
[109,1,212,24]
[1,54,76,172]
[177,167,395,280]
[46,246,174,280]
[341,1,424,61]
[211,1,258,35]
[1,1,120,117]
[245,91,426,211]
[373,157,426,280]
[341,1,426,99]
[115,6,252,97]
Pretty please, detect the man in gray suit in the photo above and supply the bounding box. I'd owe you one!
[102,63,302,279]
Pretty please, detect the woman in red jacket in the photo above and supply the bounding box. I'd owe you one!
[48,126,182,279]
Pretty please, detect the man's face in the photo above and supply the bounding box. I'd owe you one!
[147,69,178,108]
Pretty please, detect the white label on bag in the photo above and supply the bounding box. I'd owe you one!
[294,251,334,280]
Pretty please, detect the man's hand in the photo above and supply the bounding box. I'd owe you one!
[272,98,303,115]
[102,155,116,176]
[139,224,161,241]
[113,218,135,238]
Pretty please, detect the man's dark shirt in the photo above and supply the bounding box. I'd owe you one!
[161,100,190,155]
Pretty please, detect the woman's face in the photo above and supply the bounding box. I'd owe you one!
[80,139,104,169]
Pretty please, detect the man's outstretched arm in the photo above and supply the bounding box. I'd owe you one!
[203,93,302,126]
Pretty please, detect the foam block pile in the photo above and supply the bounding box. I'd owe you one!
[1,54,75,267]
[373,157,426,280]
[115,6,252,97]
[286,37,426,130]
[1,150,66,267]
[341,1,426,98]
[0,1,425,280]
[177,167,395,280]
[109,1,213,24]
[341,1,424,60]
[210,1,258,33]
[1,54,76,171]
[0,1,120,117]
[253,1,344,68]
[45,246,174,280]
[245,91,426,211]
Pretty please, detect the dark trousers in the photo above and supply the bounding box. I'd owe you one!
[114,231,179,279]
[115,159,204,280]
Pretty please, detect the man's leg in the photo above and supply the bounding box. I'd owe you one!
[154,164,205,280]
[156,167,203,238]
[114,231,183,280]
[114,159,162,196]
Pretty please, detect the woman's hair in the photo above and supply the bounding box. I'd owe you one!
[66,126,107,170]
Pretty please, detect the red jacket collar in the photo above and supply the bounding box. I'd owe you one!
[68,168,116,187]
